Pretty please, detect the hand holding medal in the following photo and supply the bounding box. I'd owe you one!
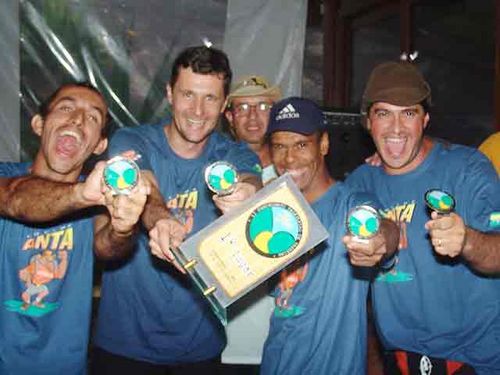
[346,205,381,243]
[103,153,141,195]
[424,189,465,257]
[204,161,239,196]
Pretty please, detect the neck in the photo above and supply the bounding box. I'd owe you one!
[165,123,207,159]
[31,154,81,183]
[303,167,335,203]
[249,142,272,167]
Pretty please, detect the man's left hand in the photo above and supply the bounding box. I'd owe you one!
[425,211,466,257]
[213,181,257,214]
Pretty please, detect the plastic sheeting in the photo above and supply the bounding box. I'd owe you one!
[0,0,306,162]
[0,1,20,162]
[224,0,307,98]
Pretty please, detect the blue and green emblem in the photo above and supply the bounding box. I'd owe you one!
[246,203,303,258]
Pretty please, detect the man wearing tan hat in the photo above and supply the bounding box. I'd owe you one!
[220,76,281,370]
[225,75,281,184]
[347,61,500,374]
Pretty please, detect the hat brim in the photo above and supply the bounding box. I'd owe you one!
[362,86,431,114]
[228,86,281,102]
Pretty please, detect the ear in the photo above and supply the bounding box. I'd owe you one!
[365,117,372,132]
[220,97,229,114]
[31,114,44,137]
[319,132,329,156]
[225,109,234,127]
[423,113,430,129]
[92,138,108,156]
[166,84,173,105]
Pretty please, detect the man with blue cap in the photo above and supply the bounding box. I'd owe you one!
[260,97,399,374]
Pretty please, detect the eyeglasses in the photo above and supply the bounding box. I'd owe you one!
[232,102,273,117]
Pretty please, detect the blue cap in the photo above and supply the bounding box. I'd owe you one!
[267,97,325,136]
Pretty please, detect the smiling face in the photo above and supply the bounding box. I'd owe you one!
[270,130,330,202]
[225,96,274,145]
[166,67,227,157]
[367,102,431,175]
[31,85,108,182]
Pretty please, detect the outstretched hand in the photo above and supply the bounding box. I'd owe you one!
[104,171,151,236]
[425,211,466,257]
[213,181,257,214]
[343,232,388,267]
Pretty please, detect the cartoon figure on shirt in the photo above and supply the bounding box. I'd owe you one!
[376,201,416,283]
[19,249,68,310]
[274,260,309,318]
[4,225,74,317]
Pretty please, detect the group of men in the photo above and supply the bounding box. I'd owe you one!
[0,45,498,375]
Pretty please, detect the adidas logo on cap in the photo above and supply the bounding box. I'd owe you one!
[276,104,300,121]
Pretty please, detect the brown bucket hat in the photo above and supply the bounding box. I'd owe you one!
[361,61,431,114]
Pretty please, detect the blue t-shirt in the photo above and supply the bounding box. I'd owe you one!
[347,142,500,374]
[261,182,378,375]
[94,123,260,364]
[0,163,95,375]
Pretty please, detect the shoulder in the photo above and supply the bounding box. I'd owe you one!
[209,132,260,172]
[345,164,381,188]
[439,142,494,174]
[109,123,165,155]
[210,132,246,152]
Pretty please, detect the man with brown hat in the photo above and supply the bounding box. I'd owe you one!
[225,75,281,183]
[347,61,500,374]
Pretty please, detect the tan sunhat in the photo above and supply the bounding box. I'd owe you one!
[227,75,281,105]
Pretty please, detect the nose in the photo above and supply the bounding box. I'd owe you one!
[285,148,296,164]
[248,105,258,119]
[392,113,402,134]
[193,97,204,117]
[70,110,84,126]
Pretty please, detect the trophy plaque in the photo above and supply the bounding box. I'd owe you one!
[172,174,328,325]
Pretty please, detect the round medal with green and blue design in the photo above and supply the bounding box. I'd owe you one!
[205,161,238,196]
[246,203,303,258]
[346,205,381,240]
[103,156,140,195]
[424,189,455,214]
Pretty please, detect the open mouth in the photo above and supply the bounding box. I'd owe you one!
[384,136,407,158]
[55,130,82,157]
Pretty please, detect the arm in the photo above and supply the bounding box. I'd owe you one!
[0,162,106,222]
[344,218,400,267]
[94,171,150,259]
[138,171,187,270]
[426,211,500,274]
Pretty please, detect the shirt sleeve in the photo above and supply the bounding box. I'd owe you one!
[458,150,499,232]
[0,162,27,178]
[224,141,261,176]
[107,127,152,171]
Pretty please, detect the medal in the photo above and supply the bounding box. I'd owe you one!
[346,205,381,241]
[424,189,455,214]
[103,155,140,195]
[204,161,238,196]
